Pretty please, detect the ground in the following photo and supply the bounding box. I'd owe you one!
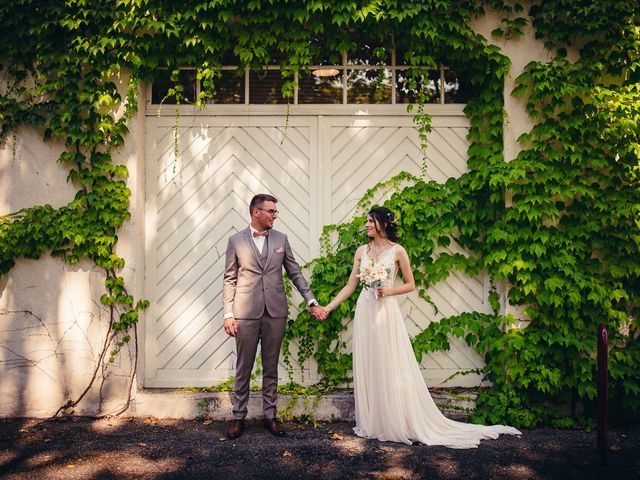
[0,417,638,479]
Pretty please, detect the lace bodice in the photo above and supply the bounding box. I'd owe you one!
[359,244,398,303]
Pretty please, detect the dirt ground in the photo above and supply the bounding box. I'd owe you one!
[0,417,638,479]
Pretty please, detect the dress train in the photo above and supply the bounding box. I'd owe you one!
[352,246,521,448]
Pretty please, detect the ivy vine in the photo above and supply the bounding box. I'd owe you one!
[0,1,638,427]
[286,1,640,428]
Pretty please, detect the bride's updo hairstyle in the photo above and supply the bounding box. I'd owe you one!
[368,206,399,242]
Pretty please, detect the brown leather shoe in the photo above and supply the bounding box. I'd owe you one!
[226,419,245,439]
[263,418,286,437]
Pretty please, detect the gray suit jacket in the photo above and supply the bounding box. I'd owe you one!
[223,227,314,319]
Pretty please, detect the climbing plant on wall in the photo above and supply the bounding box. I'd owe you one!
[286,1,640,428]
[0,1,638,426]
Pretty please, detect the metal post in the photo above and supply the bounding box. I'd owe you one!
[597,323,608,466]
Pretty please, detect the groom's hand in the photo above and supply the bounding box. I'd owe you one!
[224,316,238,337]
[310,305,327,320]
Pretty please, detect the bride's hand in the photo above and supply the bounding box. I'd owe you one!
[377,287,392,298]
[310,305,329,320]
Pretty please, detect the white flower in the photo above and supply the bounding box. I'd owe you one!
[358,261,391,294]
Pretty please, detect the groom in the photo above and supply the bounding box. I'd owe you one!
[223,193,325,438]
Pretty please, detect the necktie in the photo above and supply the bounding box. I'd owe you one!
[253,230,268,237]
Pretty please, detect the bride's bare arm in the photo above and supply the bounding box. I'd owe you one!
[378,245,415,297]
[324,246,364,313]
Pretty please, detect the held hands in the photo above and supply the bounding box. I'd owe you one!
[310,305,329,320]
[225,306,328,335]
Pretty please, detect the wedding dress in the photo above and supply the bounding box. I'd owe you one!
[351,245,521,448]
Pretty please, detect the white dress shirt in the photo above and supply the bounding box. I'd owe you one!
[250,225,267,254]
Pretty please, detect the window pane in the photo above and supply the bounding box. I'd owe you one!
[202,70,244,104]
[444,69,472,104]
[348,44,390,66]
[347,69,392,104]
[395,69,440,104]
[151,70,197,104]
[309,51,343,66]
[298,70,343,104]
[249,70,288,104]
[394,46,438,68]
[220,51,240,65]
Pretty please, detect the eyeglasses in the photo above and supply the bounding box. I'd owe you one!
[256,207,279,216]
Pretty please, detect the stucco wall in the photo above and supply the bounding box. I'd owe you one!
[470,4,555,163]
[0,74,146,416]
[1,8,553,417]
[471,4,560,321]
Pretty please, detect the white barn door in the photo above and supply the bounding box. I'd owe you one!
[144,110,489,388]
[144,116,319,386]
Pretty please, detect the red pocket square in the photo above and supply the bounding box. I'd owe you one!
[274,246,285,253]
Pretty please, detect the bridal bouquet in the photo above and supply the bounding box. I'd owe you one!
[358,262,391,299]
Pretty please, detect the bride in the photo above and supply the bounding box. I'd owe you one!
[319,206,521,448]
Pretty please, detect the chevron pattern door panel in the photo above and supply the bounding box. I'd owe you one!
[324,115,488,387]
[145,116,318,386]
[325,116,469,225]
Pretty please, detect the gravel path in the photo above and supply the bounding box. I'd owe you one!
[1,417,638,479]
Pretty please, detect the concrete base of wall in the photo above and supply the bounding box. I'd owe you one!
[130,388,478,421]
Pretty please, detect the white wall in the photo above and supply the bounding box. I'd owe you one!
[0,73,147,416]
[471,3,564,321]
[471,3,555,163]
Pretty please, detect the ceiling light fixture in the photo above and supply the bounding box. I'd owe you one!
[311,67,340,77]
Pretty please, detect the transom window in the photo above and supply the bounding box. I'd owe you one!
[151,51,470,106]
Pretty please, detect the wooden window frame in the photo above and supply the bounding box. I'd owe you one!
[149,50,460,106]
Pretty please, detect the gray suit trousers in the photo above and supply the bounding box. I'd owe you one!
[232,313,287,420]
